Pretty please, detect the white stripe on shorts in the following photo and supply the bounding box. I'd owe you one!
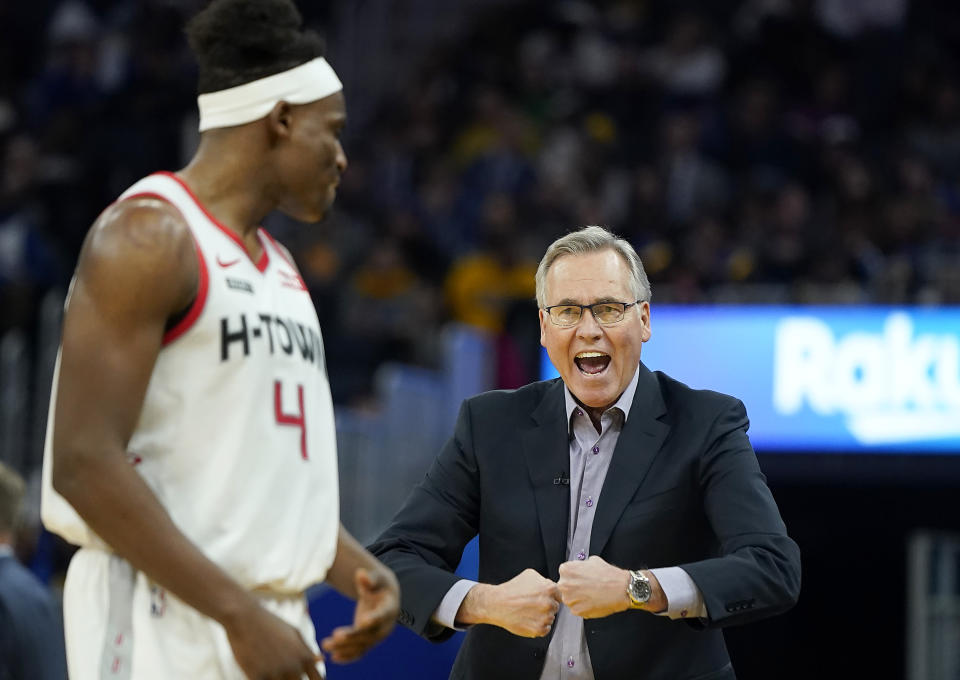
[99,555,136,680]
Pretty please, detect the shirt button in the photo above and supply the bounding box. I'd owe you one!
[591,445,599,454]
[681,609,688,618]
[567,656,575,668]
[576,409,583,417]
[576,550,586,560]
[585,497,593,508]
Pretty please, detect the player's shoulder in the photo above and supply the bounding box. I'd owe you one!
[72,189,198,313]
[94,194,191,253]
[80,192,195,279]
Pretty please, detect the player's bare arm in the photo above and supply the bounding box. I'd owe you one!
[52,200,322,680]
[320,525,400,663]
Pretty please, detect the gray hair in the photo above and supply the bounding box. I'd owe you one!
[535,226,651,307]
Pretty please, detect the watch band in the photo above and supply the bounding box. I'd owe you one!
[627,569,652,608]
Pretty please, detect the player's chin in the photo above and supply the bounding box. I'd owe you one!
[288,197,333,223]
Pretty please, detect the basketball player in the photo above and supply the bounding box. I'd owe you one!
[40,1,398,678]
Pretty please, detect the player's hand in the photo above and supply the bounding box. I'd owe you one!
[223,597,324,680]
[557,555,631,619]
[320,567,399,664]
[460,568,561,637]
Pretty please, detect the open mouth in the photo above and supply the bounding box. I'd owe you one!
[575,351,611,375]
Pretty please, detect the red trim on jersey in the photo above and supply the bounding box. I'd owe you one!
[121,191,171,204]
[162,238,209,345]
[115,191,210,344]
[255,240,269,273]
[155,171,270,273]
[260,229,309,290]
[260,229,296,268]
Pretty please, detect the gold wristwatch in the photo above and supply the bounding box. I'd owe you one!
[627,569,652,608]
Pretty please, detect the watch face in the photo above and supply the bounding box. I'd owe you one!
[630,573,651,603]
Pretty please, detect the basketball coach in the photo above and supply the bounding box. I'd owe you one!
[369,226,801,680]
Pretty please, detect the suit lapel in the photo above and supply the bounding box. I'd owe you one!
[522,380,571,580]
[590,363,670,557]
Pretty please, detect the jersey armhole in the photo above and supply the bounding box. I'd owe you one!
[162,238,209,345]
[116,191,210,346]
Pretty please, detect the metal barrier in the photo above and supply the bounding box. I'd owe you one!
[322,324,493,679]
[908,531,960,680]
[336,324,495,544]
[336,326,493,542]
[0,329,29,473]
[31,290,63,471]
[0,288,63,477]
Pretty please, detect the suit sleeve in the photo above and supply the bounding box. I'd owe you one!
[678,398,801,628]
[0,599,13,680]
[0,576,68,680]
[368,400,482,641]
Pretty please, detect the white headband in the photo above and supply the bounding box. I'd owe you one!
[197,57,342,132]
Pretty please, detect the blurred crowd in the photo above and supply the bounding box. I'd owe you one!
[3,0,960,407]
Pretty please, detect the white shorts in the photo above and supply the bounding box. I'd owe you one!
[63,548,324,680]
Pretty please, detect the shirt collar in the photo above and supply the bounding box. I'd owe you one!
[0,544,13,559]
[563,363,642,430]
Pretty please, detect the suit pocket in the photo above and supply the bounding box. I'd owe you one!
[620,485,687,520]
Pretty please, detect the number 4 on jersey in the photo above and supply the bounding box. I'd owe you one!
[274,380,308,460]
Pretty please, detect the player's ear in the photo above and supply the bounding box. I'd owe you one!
[267,101,294,139]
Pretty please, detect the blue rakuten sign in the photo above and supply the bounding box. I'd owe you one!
[540,306,960,452]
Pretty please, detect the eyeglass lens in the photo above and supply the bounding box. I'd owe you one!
[551,303,626,326]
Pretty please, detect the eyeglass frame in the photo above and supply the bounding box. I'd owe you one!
[542,300,644,327]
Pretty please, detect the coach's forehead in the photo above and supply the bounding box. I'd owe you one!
[545,251,632,303]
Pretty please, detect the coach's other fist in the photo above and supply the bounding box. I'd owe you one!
[558,555,633,619]
[456,568,561,638]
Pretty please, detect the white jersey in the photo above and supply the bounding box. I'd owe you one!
[41,171,340,594]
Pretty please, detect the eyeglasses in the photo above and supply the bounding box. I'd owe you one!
[543,300,642,327]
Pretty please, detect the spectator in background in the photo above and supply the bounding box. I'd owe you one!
[639,10,726,99]
[339,234,442,404]
[4,0,960,399]
[445,193,538,336]
[0,132,64,334]
[0,461,67,680]
[659,109,729,224]
[445,193,540,385]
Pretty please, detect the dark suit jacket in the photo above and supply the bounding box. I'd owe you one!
[369,362,801,680]
[0,552,68,680]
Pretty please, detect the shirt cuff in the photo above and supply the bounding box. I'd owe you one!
[431,579,478,630]
[650,567,707,620]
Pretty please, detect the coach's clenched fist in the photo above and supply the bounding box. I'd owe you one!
[455,568,561,637]
[558,556,666,619]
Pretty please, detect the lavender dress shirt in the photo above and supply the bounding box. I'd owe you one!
[431,367,706,679]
